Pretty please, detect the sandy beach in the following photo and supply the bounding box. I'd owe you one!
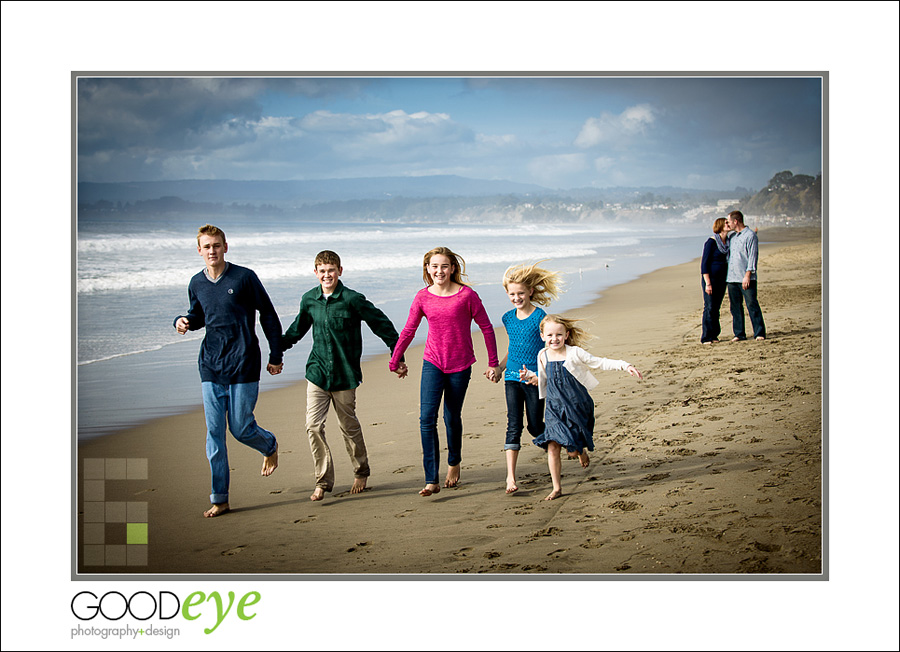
[77,227,822,575]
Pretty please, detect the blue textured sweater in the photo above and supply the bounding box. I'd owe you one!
[175,263,283,384]
[502,306,546,382]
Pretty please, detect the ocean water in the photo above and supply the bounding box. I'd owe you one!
[76,216,709,438]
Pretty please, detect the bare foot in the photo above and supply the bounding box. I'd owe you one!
[756,336,766,341]
[203,502,230,518]
[731,337,741,342]
[310,487,325,501]
[544,489,563,501]
[444,465,460,488]
[505,479,518,494]
[566,451,579,460]
[578,451,590,468]
[419,483,441,496]
[261,444,278,476]
[350,477,368,494]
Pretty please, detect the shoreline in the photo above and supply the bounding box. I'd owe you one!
[76,227,822,575]
[76,225,812,441]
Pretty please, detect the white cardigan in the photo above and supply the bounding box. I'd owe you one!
[536,345,631,399]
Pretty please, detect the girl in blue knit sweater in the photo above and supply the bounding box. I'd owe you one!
[489,262,562,494]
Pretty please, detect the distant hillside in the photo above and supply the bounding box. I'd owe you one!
[77,174,786,225]
[740,170,821,219]
[77,176,747,208]
[77,176,550,205]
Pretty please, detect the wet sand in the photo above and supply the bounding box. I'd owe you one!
[77,227,822,575]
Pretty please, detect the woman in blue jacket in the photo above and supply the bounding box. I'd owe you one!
[700,217,732,343]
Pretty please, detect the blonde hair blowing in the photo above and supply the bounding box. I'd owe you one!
[540,314,591,348]
[422,246,470,287]
[502,261,562,307]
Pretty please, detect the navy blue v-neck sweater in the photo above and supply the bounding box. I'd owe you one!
[175,264,283,385]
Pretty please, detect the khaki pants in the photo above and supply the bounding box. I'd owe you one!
[306,382,370,491]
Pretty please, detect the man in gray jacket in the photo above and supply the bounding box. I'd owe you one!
[725,210,766,341]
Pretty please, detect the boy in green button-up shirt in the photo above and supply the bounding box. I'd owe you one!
[282,251,407,501]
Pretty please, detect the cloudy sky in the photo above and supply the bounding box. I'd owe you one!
[77,75,822,191]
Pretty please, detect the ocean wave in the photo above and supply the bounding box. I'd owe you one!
[76,223,637,253]
[77,238,638,293]
[77,334,206,365]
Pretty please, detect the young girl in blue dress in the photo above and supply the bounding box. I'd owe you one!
[491,262,562,494]
[520,315,643,501]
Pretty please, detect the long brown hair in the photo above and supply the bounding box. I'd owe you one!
[422,246,470,287]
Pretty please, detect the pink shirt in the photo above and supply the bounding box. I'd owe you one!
[390,285,500,373]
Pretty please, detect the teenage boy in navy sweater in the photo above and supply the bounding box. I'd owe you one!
[174,224,282,517]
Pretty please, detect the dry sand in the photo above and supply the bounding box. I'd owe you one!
[77,227,822,575]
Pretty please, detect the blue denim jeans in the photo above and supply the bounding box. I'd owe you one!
[201,381,278,504]
[701,275,727,342]
[727,281,766,340]
[504,380,544,450]
[419,360,472,484]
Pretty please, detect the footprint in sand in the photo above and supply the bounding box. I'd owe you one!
[393,466,414,474]
[529,526,562,540]
[453,547,473,558]
[221,545,246,556]
[580,539,604,549]
[607,500,641,512]
[483,551,501,559]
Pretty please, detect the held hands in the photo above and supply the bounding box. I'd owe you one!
[519,365,538,386]
[627,365,643,380]
[484,366,502,383]
[175,317,190,334]
[267,363,283,375]
[393,362,409,379]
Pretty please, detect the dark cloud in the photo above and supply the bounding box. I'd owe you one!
[76,76,822,188]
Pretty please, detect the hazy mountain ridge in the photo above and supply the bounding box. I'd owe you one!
[76,173,819,226]
[76,176,549,205]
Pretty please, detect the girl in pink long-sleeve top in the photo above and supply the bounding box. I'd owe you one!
[389,247,501,496]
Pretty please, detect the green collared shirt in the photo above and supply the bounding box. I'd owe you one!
[281,281,401,392]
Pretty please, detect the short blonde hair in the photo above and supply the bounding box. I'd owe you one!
[502,261,562,307]
[197,224,226,246]
[422,246,470,287]
[540,314,590,348]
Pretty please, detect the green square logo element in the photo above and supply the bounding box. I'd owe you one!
[126,523,148,545]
